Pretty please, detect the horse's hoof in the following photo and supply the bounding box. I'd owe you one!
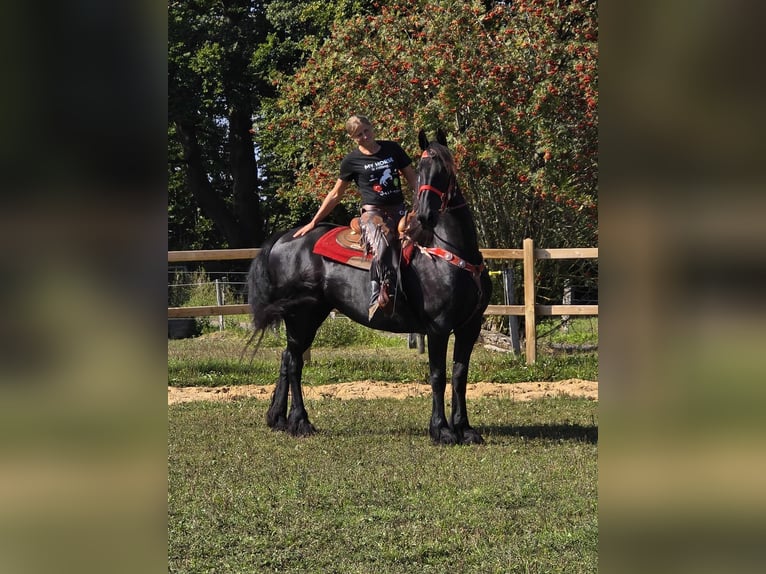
[430,426,458,445]
[267,414,288,431]
[460,428,485,445]
[288,418,317,437]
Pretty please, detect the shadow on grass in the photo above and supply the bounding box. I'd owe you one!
[481,423,598,444]
[311,424,597,445]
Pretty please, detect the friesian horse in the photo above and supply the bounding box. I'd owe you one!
[247,129,491,444]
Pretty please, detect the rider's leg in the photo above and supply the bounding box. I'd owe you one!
[360,211,395,320]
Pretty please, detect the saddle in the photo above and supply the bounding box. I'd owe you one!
[312,214,417,271]
[313,220,372,270]
[343,217,366,250]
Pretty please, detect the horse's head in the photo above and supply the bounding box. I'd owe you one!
[416,128,459,230]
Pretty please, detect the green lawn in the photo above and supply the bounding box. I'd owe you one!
[168,318,598,388]
[169,397,597,573]
[169,319,597,572]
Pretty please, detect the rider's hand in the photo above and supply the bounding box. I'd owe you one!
[293,222,315,238]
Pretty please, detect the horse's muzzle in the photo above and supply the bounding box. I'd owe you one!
[418,211,437,230]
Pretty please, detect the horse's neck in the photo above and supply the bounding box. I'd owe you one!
[434,208,482,262]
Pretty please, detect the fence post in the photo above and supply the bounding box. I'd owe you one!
[408,333,425,353]
[523,238,536,364]
[215,279,224,331]
[562,278,572,331]
[502,268,521,354]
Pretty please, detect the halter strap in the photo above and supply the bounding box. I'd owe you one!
[418,183,448,212]
[418,183,467,212]
[417,148,465,212]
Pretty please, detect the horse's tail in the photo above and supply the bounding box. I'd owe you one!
[245,230,320,352]
[246,232,287,340]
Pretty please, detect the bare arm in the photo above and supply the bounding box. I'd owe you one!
[293,179,349,237]
[401,164,418,203]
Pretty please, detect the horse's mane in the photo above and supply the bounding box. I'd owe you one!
[420,140,463,209]
[426,142,457,178]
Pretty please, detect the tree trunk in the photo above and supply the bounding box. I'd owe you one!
[176,121,244,247]
[229,106,264,247]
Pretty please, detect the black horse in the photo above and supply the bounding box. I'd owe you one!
[247,129,491,444]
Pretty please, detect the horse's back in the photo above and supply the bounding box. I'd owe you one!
[267,226,324,269]
[257,224,364,304]
[252,224,427,333]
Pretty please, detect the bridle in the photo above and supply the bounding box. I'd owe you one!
[414,146,484,277]
[417,148,465,213]
[418,182,450,212]
[410,143,487,329]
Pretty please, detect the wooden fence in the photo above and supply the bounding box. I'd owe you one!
[168,238,597,363]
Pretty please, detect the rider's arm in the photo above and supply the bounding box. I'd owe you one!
[293,179,350,237]
[401,165,418,201]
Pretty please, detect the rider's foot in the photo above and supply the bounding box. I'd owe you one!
[378,279,393,315]
[368,302,379,321]
[369,281,381,321]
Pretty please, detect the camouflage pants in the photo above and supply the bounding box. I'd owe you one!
[359,203,406,285]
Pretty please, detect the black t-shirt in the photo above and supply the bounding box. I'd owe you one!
[339,140,412,206]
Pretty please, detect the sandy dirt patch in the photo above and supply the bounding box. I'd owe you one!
[168,379,597,405]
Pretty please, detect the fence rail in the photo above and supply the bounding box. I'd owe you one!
[168,239,597,363]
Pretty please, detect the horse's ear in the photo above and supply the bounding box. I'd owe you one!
[418,129,429,151]
[436,127,448,146]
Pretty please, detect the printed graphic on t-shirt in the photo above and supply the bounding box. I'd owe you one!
[339,140,411,205]
[364,158,401,197]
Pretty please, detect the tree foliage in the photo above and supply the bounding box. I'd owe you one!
[262,0,598,249]
[169,0,273,249]
[169,0,598,254]
[168,0,379,249]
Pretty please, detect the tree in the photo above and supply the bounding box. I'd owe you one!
[168,0,378,249]
[169,0,269,249]
[262,0,598,251]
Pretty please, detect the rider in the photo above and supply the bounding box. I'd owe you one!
[293,114,418,320]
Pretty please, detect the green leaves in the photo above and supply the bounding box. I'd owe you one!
[169,1,598,251]
[263,0,598,248]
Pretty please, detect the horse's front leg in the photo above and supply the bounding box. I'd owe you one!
[450,328,484,445]
[427,334,457,445]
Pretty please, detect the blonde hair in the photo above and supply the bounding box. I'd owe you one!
[345,114,373,135]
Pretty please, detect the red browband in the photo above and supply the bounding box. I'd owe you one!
[418,184,445,198]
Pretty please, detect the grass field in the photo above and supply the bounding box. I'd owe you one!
[168,317,598,388]
[168,319,597,572]
[169,397,597,573]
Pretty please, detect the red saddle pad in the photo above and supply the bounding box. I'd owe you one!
[313,227,372,270]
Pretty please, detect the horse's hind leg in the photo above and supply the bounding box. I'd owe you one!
[283,310,330,437]
[266,349,290,431]
[283,343,315,437]
[266,307,329,435]
[450,324,484,445]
